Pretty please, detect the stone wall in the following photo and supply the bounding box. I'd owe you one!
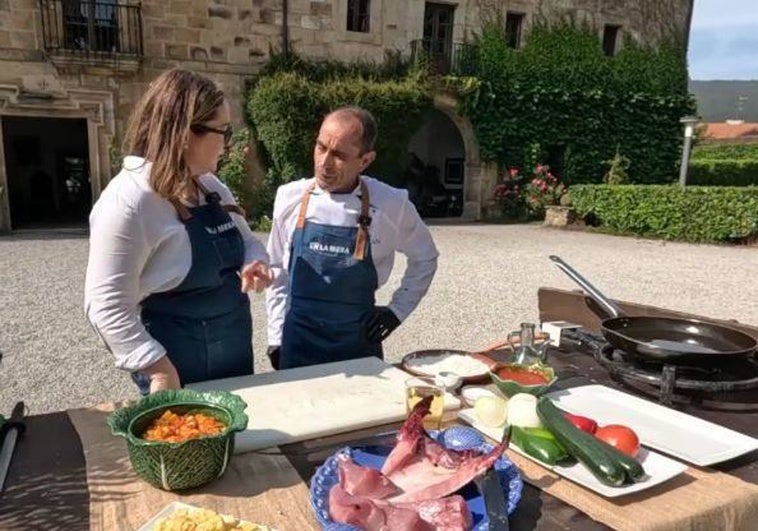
[0,0,39,52]
[0,0,693,144]
[0,0,693,229]
[281,0,692,61]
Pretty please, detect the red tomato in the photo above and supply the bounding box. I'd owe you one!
[595,425,640,457]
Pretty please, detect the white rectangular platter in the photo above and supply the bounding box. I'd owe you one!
[458,409,688,498]
[546,385,758,466]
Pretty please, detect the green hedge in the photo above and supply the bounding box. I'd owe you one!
[691,143,758,160]
[217,128,284,228]
[688,159,758,187]
[259,49,413,82]
[217,129,251,208]
[247,72,433,186]
[570,184,758,243]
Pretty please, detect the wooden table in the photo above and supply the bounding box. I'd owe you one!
[1,288,756,530]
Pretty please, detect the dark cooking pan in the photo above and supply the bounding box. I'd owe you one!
[549,255,758,365]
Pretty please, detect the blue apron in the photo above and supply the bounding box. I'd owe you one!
[279,179,381,369]
[131,179,253,394]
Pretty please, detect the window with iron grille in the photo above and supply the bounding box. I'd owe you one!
[39,0,143,56]
[347,0,370,33]
[505,11,525,49]
[603,24,621,56]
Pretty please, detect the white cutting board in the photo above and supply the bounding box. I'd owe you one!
[188,357,460,453]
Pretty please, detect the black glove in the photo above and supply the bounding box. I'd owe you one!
[366,307,401,343]
[267,345,281,370]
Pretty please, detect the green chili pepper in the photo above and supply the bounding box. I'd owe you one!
[511,425,570,465]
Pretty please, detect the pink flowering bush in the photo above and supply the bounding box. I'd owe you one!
[494,167,529,220]
[524,164,567,213]
[494,164,567,219]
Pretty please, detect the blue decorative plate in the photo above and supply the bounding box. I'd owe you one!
[310,426,522,531]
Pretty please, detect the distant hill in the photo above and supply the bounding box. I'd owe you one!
[689,80,758,122]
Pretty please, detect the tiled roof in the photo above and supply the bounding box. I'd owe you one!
[703,122,758,140]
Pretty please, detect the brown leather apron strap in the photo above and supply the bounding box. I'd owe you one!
[168,197,192,221]
[223,204,247,218]
[353,179,371,261]
[295,181,317,229]
[295,179,371,260]
[189,175,247,218]
[190,174,212,195]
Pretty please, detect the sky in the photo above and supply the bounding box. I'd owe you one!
[688,0,758,80]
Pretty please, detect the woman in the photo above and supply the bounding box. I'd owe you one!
[84,68,271,395]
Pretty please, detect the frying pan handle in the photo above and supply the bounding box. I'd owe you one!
[548,255,625,318]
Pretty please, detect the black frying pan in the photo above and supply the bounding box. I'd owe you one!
[549,256,758,365]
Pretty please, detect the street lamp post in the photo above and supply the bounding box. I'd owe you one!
[678,116,700,187]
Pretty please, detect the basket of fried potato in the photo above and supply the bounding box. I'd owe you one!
[139,502,272,531]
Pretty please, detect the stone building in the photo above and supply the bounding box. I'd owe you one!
[0,0,693,231]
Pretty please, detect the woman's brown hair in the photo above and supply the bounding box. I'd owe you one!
[123,68,225,199]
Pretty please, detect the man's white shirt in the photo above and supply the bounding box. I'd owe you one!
[265,176,439,346]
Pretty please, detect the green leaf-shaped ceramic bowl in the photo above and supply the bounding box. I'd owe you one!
[107,389,248,491]
[489,362,557,397]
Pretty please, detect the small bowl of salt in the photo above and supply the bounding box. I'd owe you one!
[434,371,463,393]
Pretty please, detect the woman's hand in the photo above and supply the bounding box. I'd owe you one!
[241,260,273,292]
[142,356,181,394]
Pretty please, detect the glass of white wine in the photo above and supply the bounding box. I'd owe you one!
[405,376,444,430]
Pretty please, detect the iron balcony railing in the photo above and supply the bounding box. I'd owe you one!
[39,0,143,58]
[410,39,478,75]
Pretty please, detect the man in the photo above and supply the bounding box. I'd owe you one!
[265,106,439,369]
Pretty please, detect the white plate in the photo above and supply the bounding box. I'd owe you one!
[458,409,688,498]
[402,350,492,380]
[137,501,273,531]
[546,385,758,466]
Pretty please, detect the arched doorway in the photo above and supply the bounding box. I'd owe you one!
[406,108,464,217]
[404,93,490,219]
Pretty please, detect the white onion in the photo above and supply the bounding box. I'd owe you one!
[474,396,509,427]
[507,393,543,428]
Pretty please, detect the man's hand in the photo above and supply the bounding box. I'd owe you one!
[241,261,273,293]
[267,345,281,370]
[142,356,181,394]
[366,307,401,343]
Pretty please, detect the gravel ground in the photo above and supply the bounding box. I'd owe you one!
[1,223,757,416]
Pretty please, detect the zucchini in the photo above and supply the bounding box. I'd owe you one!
[595,437,646,481]
[537,398,626,487]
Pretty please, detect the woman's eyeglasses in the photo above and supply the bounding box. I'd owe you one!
[191,123,233,146]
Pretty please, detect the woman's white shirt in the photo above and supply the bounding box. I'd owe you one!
[84,156,268,372]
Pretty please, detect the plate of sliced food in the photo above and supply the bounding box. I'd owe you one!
[310,396,523,531]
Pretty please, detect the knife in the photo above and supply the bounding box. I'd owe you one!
[474,425,512,531]
[0,401,26,496]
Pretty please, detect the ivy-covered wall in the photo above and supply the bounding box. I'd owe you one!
[236,19,693,224]
[451,20,695,184]
[246,70,433,187]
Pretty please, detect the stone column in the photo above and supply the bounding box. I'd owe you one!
[0,117,9,233]
[479,161,501,219]
[462,161,482,220]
